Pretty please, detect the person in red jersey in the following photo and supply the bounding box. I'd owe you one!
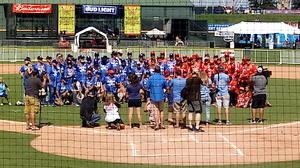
[173,57,183,74]
[160,52,168,63]
[147,51,156,65]
[206,61,217,80]
[182,69,190,78]
[236,86,246,108]
[228,77,239,107]
[190,54,200,72]
[174,53,180,60]
[222,52,231,69]
[213,54,219,64]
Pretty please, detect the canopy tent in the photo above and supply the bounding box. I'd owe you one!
[146,28,166,37]
[73,26,111,52]
[215,21,300,36]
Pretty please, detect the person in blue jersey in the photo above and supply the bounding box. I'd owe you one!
[82,70,96,96]
[119,59,131,85]
[55,54,65,76]
[75,55,88,92]
[213,65,231,125]
[0,77,11,106]
[126,52,137,71]
[103,69,121,101]
[164,70,175,125]
[91,61,101,77]
[109,51,120,70]
[140,72,150,102]
[93,71,105,103]
[86,56,93,70]
[165,53,176,77]
[33,56,47,77]
[45,56,52,68]
[99,55,111,79]
[169,70,187,128]
[93,52,101,66]
[46,60,61,106]
[64,60,76,87]
[55,77,70,106]
[132,62,145,82]
[137,53,146,67]
[19,57,32,100]
[146,65,168,130]
[156,56,167,75]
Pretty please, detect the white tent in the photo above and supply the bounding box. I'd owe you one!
[146,28,166,37]
[73,26,111,52]
[215,21,300,36]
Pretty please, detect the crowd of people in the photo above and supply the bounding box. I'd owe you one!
[17,49,270,131]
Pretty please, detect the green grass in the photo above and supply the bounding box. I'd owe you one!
[1,73,300,167]
[196,14,300,23]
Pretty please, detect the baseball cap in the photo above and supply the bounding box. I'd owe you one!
[24,57,31,61]
[52,60,58,64]
[218,65,224,71]
[78,55,84,59]
[37,56,43,60]
[257,67,263,73]
[67,60,72,65]
[176,57,182,61]
[117,49,123,54]
[112,51,118,55]
[136,62,141,65]
[164,69,170,74]
[127,52,132,56]
[67,54,73,57]
[46,56,52,60]
[107,70,114,74]
[242,57,249,62]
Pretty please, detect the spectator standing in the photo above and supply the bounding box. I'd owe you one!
[169,70,187,128]
[126,74,143,129]
[214,65,231,125]
[146,65,168,130]
[24,70,46,130]
[249,67,267,124]
[199,70,212,126]
[186,71,204,132]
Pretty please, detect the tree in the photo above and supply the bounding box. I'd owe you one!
[249,0,277,10]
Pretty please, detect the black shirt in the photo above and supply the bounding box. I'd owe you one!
[80,97,97,119]
[186,77,203,101]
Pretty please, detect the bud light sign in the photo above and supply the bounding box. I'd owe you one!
[82,5,118,15]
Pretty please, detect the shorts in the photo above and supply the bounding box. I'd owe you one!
[168,107,173,112]
[128,99,142,107]
[24,95,40,114]
[215,94,230,108]
[173,100,187,114]
[251,94,266,109]
[188,100,202,113]
[150,100,164,112]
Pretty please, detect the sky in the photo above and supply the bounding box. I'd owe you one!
[191,0,250,7]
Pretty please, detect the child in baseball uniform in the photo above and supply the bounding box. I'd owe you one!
[0,77,11,106]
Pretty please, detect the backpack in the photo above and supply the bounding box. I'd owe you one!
[181,86,188,100]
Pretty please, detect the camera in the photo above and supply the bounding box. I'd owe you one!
[258,66,272,78]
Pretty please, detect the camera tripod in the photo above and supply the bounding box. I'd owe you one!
[36,91,52,128]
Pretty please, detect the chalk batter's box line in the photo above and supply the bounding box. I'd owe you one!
[128,133,244,157]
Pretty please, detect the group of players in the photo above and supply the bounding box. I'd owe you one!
[18,49,259,108]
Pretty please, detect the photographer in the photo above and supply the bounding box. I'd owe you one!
[80,92,101,128]
[249,66,268,124]
[24,70,46,130]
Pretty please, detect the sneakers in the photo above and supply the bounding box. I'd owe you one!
[188,126,194,131]
[154,126,160,131]
[26,126,31,130]
[31,126,40,131]
[226,121,232,125]
[194,128,205,132]
[0,103,3,106]
[257,120,263,124]
[8,102,11,106]
[217,121,222,125]
[249,120,256,124]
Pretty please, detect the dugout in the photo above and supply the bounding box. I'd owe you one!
[0,0,195,47]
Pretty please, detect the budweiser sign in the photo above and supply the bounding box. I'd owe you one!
[13,4,52,13]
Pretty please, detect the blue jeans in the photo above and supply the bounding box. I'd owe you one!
[48,85,56,105]
[89,113,101,125]
[201,96,211,122]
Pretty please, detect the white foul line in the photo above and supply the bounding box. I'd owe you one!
[129,141,138,156]
[218,134,245,156]
[222,121,300,135]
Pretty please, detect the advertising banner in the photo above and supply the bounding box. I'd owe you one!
[124,5,141,36]
[265,9,300,14]
[208,23,233,32]
[13,4,52,13]
[82,5,118,15]
[58,4,75,35]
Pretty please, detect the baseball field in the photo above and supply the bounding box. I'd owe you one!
[0,55,300,168]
